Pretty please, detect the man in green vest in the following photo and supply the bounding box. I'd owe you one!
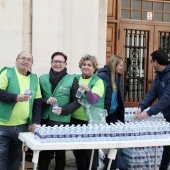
[38,52,81,170]
[0,51,42,170]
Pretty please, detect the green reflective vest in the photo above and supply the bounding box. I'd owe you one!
[40,74,75,123]
[71,74,105,120]
[0,67,38,123]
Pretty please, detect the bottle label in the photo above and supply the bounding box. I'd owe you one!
[59,134,64,138]
[52,102,59,111]
[76,134,83,138]
[65,134,71,138]
[71,134,76,138]
[53,134,58,138]
[76,88,84,98]
[53,102,59,107]
[83,134,88,138]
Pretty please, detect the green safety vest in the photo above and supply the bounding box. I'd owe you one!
[0,67,38,123]
[71,74,105,120]
[40,74,75,123]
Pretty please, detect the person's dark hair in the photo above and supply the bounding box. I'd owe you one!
[51,52,67,62]
[151,50,170,66]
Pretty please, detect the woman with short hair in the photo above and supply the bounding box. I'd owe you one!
[71,54,105,170]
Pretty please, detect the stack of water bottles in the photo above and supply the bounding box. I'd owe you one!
[123,146,163,170]
[34,117,170,144]
[123,107,166,170]
[124,107,165,123]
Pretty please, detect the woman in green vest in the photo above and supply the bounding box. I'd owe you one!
[71,54,105,170]
[38,52,81,170]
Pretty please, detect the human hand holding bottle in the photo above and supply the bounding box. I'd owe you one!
[47,97,57,105]
[16,94,31,102]
[79,84,90,93]
[76,84,90,99]
[51,100,62,115]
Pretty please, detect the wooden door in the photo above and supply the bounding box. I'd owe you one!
[117,24,170,107]
[154,26,170,53]
[118,23,155,107]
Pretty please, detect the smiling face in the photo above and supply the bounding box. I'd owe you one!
[16,51,33,75]
[81,60,95,77]
[51,55,67,73]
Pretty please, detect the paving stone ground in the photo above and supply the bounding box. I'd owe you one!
[21,150,105,170]
[20,151,76,170]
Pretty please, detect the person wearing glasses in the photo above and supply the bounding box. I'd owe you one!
[38,52,81,170]
[71,54,105,170]
[0,51,42,170]
[134,50,170,170]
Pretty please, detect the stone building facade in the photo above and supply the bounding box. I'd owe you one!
[0,0,107,75]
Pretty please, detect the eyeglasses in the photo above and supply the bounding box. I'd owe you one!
[18,57,32,63]
[52,60,66,64]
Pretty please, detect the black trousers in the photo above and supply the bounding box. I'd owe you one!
[38,119,68,170]
[159,145,170,170]
[159,118,170,170]
[38,150,65,170]
[71,117,98,170]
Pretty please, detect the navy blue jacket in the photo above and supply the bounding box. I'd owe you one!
[97,65,124,122]
[139,64,170,121]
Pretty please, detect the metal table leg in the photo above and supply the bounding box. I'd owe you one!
[21,142,26,170]
[155,146,158,170]
[89,149,94,170]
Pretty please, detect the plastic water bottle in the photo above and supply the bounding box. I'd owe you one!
[70,127,77,142]
[34,125,41,140]
[58,127,64,142]
[50,127,56,143]
[76,88,84,98]
[63,126,70,142]
[87,126,94,142]
[134,126,139,140]
[76,127,83,142]
[52,101,59,111]
[99,126,105,141]
[24,88,32,98]
[82,125,88,142]
[125,108,129,122]
[110,126,116,141]
[123,126,129,141]
[93,125,99,141]
[46,126,53,143]
[39,128,46,143]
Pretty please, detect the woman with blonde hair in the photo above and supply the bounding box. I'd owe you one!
[97,55,124,124]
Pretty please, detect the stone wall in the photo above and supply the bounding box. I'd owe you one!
[0,0,107,76]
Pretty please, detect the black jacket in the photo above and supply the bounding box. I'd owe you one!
[139,64,170,121]
[97,65,124,122]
